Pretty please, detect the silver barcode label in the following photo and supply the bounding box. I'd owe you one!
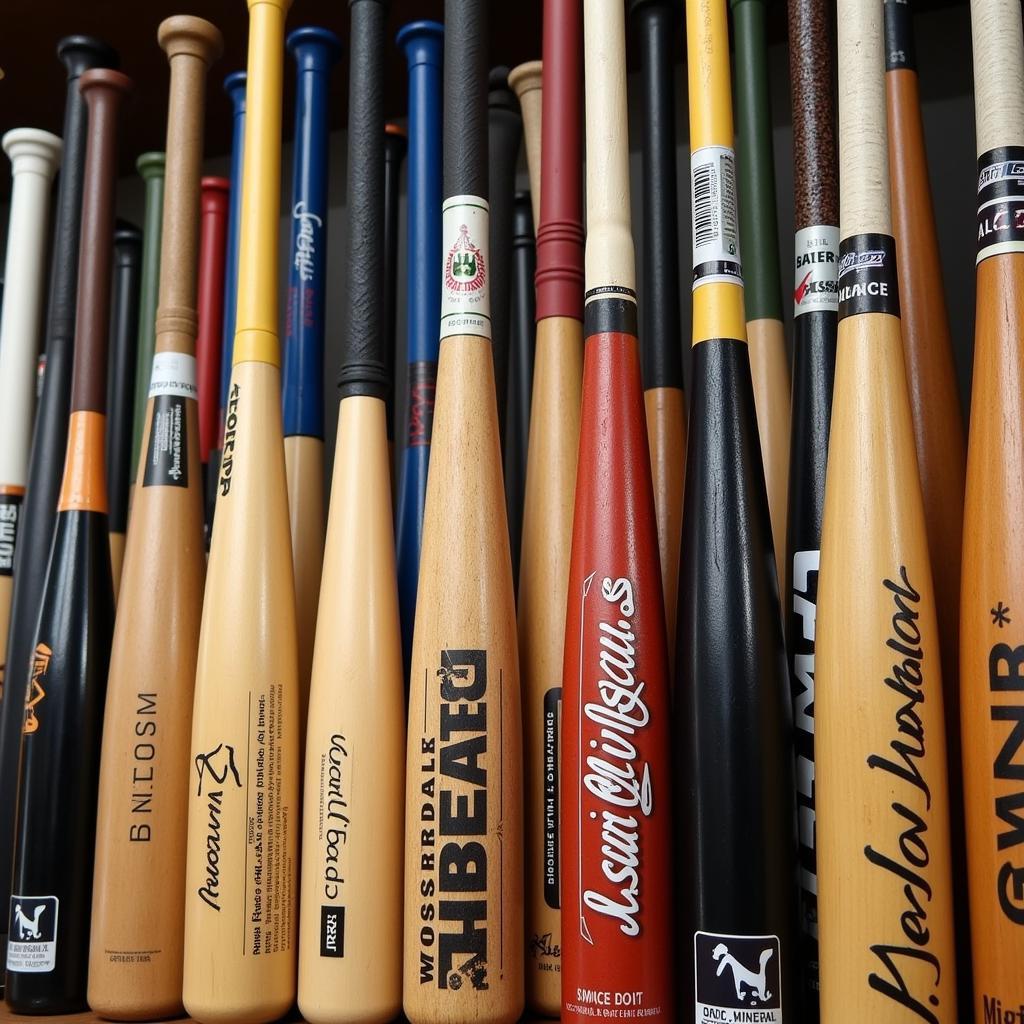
[690,145,742,290]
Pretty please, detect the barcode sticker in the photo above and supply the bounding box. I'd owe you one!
[691,145,742,290]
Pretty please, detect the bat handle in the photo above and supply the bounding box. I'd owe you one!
[443,0,488,200]
[970,0,1024,155]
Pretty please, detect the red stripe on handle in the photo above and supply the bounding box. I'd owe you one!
[197,176,229,461]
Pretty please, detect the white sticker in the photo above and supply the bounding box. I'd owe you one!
[793,225,840,316]
[440,195,491,340]
[7,895,59,973]
[690,145,742,290]
[148,351,198,399]
[693,931,783,1023]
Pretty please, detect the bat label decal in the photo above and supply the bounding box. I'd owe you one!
[693,931,783,1022]
[143,395,189,488]
[291,201,323,284]
[416,649,491,992]
[22,642,52,735]
[977,147,1024,263]
[316,731,350,956]
[986,641,1024,925]
[407,361,438,447]
[0,490,24,576]
[6,895,59,973]
[129,692,158,842]
[219,382,241,496]
[194,742,243,912]
[837,234,901,320]
[690,145,742,289]
[440,198,491,339]
[862,567,946,1020]
[793,226,839,316]
[543,685,562,911]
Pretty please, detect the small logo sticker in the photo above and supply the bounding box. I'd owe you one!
[440,196,491,340]
[7,895,59,973]
[694,931,783,1023]
[320,905,345,958]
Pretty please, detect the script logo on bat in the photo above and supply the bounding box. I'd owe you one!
[292,201,322,284]
[838,248,886,277]
[194,743,243,911]
[219,383,241,496]
[22,643,52,735]
[444,224,486,295]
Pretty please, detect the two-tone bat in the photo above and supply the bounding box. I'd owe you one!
[106,222,143,599]
[394,19,443,678]
[516,6,582,1015]
[560,1,673,1019]
[785,0,839,1016]
[884,6,973,1013]
[402,2,524,1021]
[182,1,299,1019]
[676,0,798,1016]
[129,152,166,507]
[4,67,131,1013]
[817,0,959,1016]
[0,36,117,979]
[730,0,791,591]
[630,0,687,664]
[197,176,230,549]
[488,66,522,455]
[209,70,246,537]
[88,20,222,1021]
[960,0,1024,1016]
[383,122,407,488]
[298,3,404,1019]
[508,61,541,231]
[0,128,62,678]
[283,25,341,730]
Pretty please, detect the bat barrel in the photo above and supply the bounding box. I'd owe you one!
[508,61,541,231]
[219,71,246,413]
[283,25,341,438]
[383,123,407,443]
[197,178,230,468]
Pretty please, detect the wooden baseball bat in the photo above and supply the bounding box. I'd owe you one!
[517,3,581,1014]
[105,222,142,600]
[197,176,230,550]
[885,8,973,1014]
[394,19,443,680]
[561,1,673,1019]
[208,70,246,541]
[630,0,687,666]
[508,62,542,233]
[5,66,130,1014]
[961,0,1024,1016]
[785,0,839,1016]
[676,0,798,1016]
[182,1,299,1020]
[505,192,535,589]
[383,122,407,489]
[298,4,403,1019]
[402,2,524,1020]
[0,128,62,682]
[816,0,959,1017]
[0,36,117,978]
[129,152,166,508]
[283,25,341,735]
[88,20,222,1020]
[730,0,791,592]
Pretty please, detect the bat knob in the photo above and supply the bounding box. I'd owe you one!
[79,67,133,105]
[158,16,224,68]
[136,150,166,183]
[508,60,542,104]
[286,25,343,70]
[57,35,119,77]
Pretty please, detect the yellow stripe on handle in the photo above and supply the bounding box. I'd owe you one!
[234,0,290,367]
[583,0,634,299]
[971,0,1024,155]
[838,0,890,237]
[686,0,746,344]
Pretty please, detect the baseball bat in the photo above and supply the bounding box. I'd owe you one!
[105,222,142,601]
[394,18,443,680]
[676,0,798,1017]
[960,0,1024,1017]
[884,3,972,1017]
[488,66,522,457]
[630,0,687,666]
[402,2,524,1020]
[5,66,130,1013]
[730,0,791,591]
[88,20,222,1020]
[560,1,673,1020]
[383,122,407,490]
[508,62,542,233]
[283,25,341,733]
[209,70,247,540]
[0,34,117,982]
[182,0,300,1018]
[197,176,230,550]
[129,152,166,507]
[816,0,959,1017]
[505,192,535,588]
[517,2,582,1015]
[785,0,839,1016]
[0,128,63,682]
[298,3,403,1019]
